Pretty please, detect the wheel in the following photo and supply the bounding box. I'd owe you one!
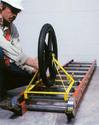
[38,23,58,87]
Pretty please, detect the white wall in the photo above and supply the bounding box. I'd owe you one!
[15,0,99,65]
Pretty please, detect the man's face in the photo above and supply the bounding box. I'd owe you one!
[2,6,19,24]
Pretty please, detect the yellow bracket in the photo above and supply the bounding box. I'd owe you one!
[52,54,75,101]
[24,53,75,101]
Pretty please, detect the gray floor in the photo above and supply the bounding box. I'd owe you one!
[0,67,99,125]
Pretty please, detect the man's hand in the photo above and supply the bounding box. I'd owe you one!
[25,57,39,71]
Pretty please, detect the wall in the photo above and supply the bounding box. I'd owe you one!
[15,0,99,65]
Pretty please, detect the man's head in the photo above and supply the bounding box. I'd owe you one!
[0,0,23,25]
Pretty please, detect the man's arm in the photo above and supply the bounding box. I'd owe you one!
[11,23,39,71]
[0,28,38,71]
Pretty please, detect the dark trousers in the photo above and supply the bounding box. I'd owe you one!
[0,48,33,96]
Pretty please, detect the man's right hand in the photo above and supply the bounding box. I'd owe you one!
[25,57,39,71]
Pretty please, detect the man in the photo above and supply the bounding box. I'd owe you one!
[0,0,38,101]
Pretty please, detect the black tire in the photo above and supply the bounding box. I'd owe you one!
[38,23,58,87]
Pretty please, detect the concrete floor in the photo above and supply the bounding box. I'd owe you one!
[0,67,99,125]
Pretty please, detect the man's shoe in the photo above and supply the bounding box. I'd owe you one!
[0,97,22,116]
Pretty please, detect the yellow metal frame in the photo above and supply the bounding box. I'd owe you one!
[24,54,75,101]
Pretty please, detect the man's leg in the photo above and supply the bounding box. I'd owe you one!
[5,63,33,90]
[0,47,33,99]
[0,47,7,100]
